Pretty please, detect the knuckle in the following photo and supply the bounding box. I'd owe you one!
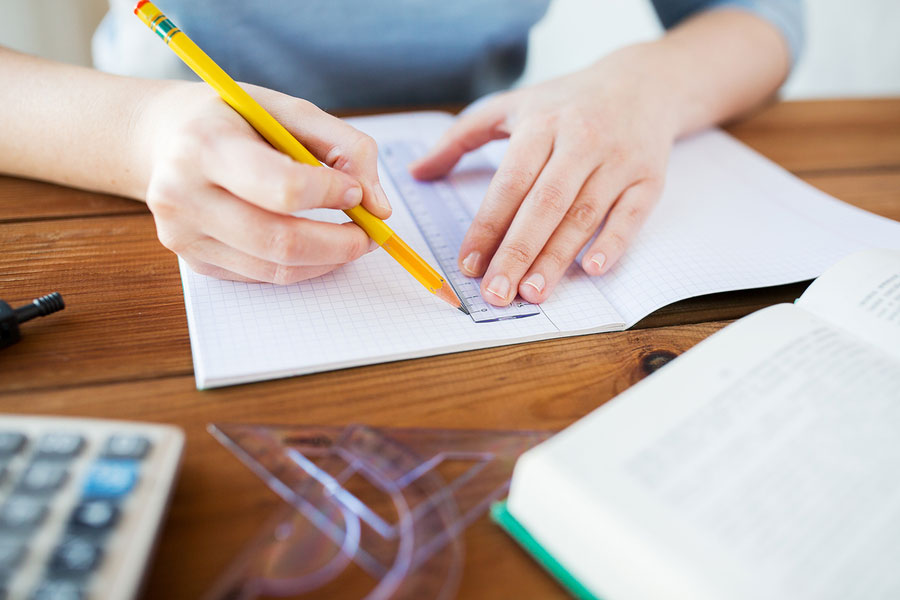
[266,225,306,264]
[331,134,378,173]
[187,260,217,278]
[632,159,659,179]
[155,224,185,254]
[351,133,378,160]
[275,165,308,212]
[604,230,629,255]
[540,245,570,270]
[602,143,627,167]
[568,201,602,230]
[525,112,557,133]
[491,167,532,199]
[620,199,651,229]
[145,178,181,221]
[179,117,228,154]
[499,240,535,268]
[342,234,368,263]
[533,182,569,216]
[271,263,297,286]
[292,98,317,114]
[470,218,505,242]
[561,109,599,140]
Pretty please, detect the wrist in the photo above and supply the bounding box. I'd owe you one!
[126,80,194,201]
[584,42,684,144]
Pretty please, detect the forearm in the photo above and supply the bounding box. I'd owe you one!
[0,47,171,200]
[600,9,791,140]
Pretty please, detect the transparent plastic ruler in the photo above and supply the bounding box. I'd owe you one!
[380,141,541,323]
[205,423,552,600]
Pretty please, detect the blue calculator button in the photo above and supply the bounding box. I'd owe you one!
[82,460,139,499]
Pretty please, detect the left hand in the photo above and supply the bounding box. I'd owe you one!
[409,46,677,306]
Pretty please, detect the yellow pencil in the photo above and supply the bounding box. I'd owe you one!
[134,0,465,313]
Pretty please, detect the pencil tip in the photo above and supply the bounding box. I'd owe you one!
[458,305,470,315]
[434,281,466,314]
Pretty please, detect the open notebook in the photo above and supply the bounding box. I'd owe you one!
[179,112,900,388]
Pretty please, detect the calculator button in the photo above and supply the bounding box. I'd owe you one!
[69,500,119,532]
[31,579,84,600]
[0,432,26,457]
[35,433,84,459]
[49,538,102,575]
[19,462,69,494]
[0,497,47,530]
[82,460,139,499]
[102,434,151,460]
[0,539,26,571]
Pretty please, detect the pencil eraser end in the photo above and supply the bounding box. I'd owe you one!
[134,0,149,15]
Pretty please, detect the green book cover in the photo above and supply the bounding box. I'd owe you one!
[490,500,601,600]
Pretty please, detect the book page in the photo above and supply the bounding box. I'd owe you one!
[510,304,900,600]
[796,248,900,360]
[181,112,621,388]
[584,130,900,327]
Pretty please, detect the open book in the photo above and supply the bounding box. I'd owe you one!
[496,248,900,600]
[179,111,900,388]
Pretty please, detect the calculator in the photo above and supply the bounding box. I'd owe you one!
[0,415,184,600]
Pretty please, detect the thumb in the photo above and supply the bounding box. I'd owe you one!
[249,86,393,219]
[408,98,511,180]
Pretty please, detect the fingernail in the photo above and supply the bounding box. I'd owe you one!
[522,273,545,294]
[375,183,391,212]
[486,275,510,301]
[344,185,363,206]
[590,252,606,273]
[367,239,379,252]
[461,251,482,276]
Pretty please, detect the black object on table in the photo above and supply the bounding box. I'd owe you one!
[0,293,65,349]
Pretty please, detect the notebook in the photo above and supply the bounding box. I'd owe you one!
[178,111,900,388]
[495,248,900,600]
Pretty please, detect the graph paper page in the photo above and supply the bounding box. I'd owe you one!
[588,130,900,327]
[180,114,900,388]
[181,113,621,388]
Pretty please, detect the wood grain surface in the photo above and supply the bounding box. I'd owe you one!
[1,99,898,599]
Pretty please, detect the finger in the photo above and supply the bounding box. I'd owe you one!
[202,131,364,215]
[582,178,662,276]
[260,95,392,218]
[517,168,622,304]
[194,185,373,266]
[181,238,341,285]
[408,97,511,180]
[479,148,597,306]
[455,124,554,279]
[181,258,263,284]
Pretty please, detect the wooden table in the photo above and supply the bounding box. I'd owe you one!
[2,99,899,599]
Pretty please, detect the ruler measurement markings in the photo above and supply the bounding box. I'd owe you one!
[381,141,541,322]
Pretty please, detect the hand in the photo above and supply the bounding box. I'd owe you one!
[410,46,677,306]
[138,82,391,284]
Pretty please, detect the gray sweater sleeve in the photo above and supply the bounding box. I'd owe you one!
[649,0,805,65]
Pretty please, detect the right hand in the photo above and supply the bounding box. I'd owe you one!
[138,82,391,284]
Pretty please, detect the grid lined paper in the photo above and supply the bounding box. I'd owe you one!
[590,131,900,326]
[179,115,900,388]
